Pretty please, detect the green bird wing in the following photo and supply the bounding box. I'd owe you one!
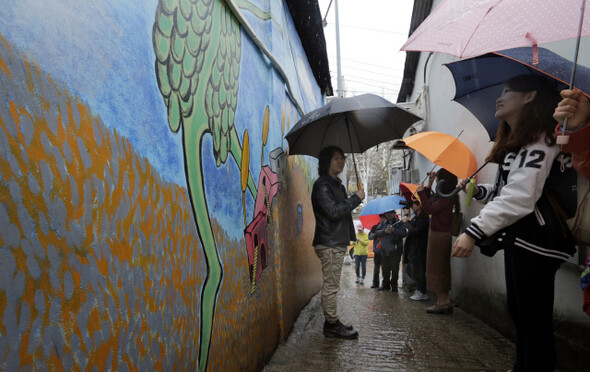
[153,0,241,167]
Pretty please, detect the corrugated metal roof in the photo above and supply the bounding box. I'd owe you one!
[285,0,333,96]
[396,0,434,103]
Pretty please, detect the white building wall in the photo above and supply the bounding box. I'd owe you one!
[404,1,590,364]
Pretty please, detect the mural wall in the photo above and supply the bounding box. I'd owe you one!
[0,0,323,370]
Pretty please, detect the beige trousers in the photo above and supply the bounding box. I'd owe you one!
[315,245,346,323]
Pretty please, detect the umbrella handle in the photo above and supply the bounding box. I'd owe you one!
[435,161,489,198]
[435,180,462,198]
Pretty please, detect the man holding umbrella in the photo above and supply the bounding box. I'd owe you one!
[312,146,365,339]
[368,209,409,292]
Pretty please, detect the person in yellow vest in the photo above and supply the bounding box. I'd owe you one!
[353,224,370,284]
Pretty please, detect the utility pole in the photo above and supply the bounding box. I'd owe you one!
[334,0,343,97]
[323,0,343,98]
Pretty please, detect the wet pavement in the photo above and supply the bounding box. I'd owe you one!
[263,259,515,372]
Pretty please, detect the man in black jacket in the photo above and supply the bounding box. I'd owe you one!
[405,200,430,301]
[369,210,408,292]
[312,146,365,339]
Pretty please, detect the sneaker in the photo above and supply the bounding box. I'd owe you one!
[410,291,429,301]
[360,278,364,285]
[323,321,358,339]
[371,283,379,289]
[355,277,360,283]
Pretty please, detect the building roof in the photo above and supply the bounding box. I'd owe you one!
[285,0,333,96]
[396,0,434,103]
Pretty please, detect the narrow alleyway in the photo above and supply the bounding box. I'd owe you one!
[263,259,515,372]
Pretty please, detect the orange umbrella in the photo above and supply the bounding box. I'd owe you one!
[399,182,420,202]
[402,131,477,179]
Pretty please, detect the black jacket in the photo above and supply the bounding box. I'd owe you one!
[403,211,430,260]
[368,218,408,256]
[312,174,361,247]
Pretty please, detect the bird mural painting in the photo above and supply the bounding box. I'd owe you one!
[152,0,277,370]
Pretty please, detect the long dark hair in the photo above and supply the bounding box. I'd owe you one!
[487,75,560,163]
[318,146,344,176]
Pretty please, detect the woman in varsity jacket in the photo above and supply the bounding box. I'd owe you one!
[452,75,576,372]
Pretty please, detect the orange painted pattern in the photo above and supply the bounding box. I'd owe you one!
[0,34,321,371]
[0,35,203,370]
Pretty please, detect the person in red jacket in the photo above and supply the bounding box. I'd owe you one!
[553,88,590,180]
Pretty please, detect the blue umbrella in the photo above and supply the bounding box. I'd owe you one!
[359,195,406,229]
[446,47,590,140]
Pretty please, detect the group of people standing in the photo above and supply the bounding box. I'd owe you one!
[349,167,458,315]
[365,199,430,302]
[310,75,589,371]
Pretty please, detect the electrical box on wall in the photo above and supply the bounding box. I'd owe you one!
[402,169,419,184]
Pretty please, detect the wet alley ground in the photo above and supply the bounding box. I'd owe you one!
[263,259,516,372]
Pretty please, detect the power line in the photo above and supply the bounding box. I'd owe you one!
[338,73,401,87]
[344,78,400,90]
[328,54,405,72]
[345,90,399,95]
[330,64,404,80]
[338,23,408,37]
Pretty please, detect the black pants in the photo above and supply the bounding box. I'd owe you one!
[372,253,382,286]
[381,253,402,289]
[504,246,561,372]
[408,249,426,293]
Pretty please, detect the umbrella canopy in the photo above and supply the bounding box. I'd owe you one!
[285,94,422,158]
[402,131,478,179]
[401,0,590,59]
[399,182,420,202]
[447,47,590,139]
[359,195,406,229]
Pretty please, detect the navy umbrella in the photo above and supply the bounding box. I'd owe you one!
[446,47,590,140]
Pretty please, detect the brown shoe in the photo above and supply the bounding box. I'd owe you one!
[426,303,453,315]
[323,321,359,339]
[337,320,353,331]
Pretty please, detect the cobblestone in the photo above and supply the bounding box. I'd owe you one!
[264,260,515,372]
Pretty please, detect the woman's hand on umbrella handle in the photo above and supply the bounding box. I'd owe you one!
[416,183,425,192]
[554,88,590,131]
[427,172,436,188]
[457,179,468,192]
[451,233,475,258]
[355,189,365,200]
[457,179,479,194]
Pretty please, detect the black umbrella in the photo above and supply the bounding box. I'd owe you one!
[446,47,590,140]
[285,93,422,186]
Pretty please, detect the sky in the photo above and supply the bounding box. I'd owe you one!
[318,0,415,102]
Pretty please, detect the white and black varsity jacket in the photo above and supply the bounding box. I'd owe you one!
[465,137,576,261]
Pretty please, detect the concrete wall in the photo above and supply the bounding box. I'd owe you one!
[403,1,590,368]
[0,1,323,371]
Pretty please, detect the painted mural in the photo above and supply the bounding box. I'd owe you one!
[0,0,323,371]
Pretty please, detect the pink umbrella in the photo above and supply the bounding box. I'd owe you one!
[401,0,588,140]
[401,0,589,59]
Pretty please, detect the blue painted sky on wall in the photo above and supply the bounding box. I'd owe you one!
[0,0,324,241]
[0,0,186,186]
